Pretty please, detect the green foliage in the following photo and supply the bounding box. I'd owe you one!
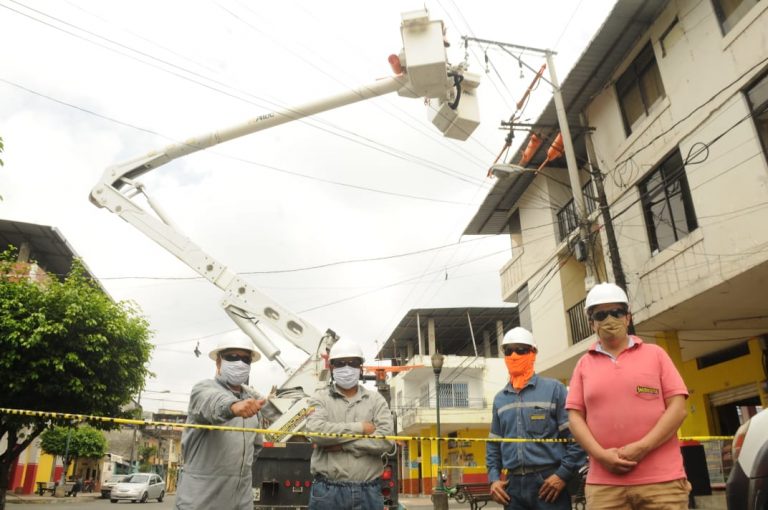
[40,425,107,462]
[0,249,153,420]
[138,444,157,472]
[0,246,153,504]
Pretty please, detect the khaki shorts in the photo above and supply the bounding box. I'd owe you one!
[585,479,691,509]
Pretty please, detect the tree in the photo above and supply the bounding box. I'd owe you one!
[0,250,153,509]
[138,445,158,473]
[40,425,108,477]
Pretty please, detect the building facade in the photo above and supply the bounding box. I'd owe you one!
[465,0,768,486]
[375,307,517,494]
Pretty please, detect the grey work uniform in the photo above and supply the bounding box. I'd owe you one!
[305,384,395,510]
[174,378,263,510]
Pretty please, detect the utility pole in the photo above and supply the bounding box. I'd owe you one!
[581,113,635,334]
[581,114,628,292]
[462,36,594,285]
[128,392,141,473]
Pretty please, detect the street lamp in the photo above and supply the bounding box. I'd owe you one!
[431,352,445,489]
[490,163,529,179]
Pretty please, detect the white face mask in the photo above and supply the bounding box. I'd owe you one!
[332,366,360,390]
[219,360,251,387]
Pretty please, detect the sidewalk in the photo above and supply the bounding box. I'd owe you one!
[398,494,492,509]
[6,491,103,504]
[397,492,726,510]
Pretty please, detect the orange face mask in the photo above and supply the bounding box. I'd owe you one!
[504,352,536,389]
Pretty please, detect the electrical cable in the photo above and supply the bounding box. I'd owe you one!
[1,1,487,186]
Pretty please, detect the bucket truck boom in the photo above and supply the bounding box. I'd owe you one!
[90,8,479,461]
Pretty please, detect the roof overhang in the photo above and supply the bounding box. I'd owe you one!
[0,218,101,284]
[375,306,519,360]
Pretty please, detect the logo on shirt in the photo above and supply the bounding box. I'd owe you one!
[636,386,659,395]
[529,414,546,421]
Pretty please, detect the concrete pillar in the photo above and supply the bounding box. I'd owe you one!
[17,241,31,263]
[496,321,505,357]
[428,318,437,355]
[406,341,414,361]
[417,313,423,358]
[483,330,492,358]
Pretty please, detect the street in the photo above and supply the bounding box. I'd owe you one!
[7,495,176,509]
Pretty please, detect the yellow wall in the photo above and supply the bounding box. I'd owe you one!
[36,453,55,483]
[444,427,488,482]
[655,332,767,437]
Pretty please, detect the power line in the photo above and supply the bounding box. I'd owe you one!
[2,0,487,186]
[0,77,481,205]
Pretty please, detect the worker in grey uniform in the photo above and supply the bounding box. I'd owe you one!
[305,338,395,510]
[174,337,266,510]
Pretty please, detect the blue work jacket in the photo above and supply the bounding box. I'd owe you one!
[486,374,586,483]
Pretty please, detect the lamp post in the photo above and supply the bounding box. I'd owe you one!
[431,352,447,510]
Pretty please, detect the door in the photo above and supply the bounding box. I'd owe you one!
[708,385,762,481]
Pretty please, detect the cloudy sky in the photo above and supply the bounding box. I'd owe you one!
[0,0,616,411]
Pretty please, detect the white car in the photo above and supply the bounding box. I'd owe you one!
[110,473,165,504]
[726,407,768,510]
[101,475,129,498]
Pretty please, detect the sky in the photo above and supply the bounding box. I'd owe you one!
[0,0,617,412]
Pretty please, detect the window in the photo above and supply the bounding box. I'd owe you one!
[696,342,750,369]
[616,43,666,134]
[660,18,682,57]
[746,71,768,157]
[712,0,762,34]
[639,149,698,254]
[439,382,469,408]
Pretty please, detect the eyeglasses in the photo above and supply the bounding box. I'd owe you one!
[220,353,252,364]
[590,308,628,322]
[330,359,363,369]
[503,346,534,356]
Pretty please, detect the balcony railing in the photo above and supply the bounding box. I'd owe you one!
[398,397,488,429]
[556,180,597,242]
[566,298,592,345]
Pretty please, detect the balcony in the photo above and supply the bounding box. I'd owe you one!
[500,249,524,300]
[566,298,592,345]
[399,397,488,431]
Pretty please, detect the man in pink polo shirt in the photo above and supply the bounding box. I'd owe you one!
[565,283,691,509]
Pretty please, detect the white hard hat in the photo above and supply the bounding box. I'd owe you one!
[501,327,536,347]
[328,338,364,361]
[585,283,629,314]
[209,336,261,361]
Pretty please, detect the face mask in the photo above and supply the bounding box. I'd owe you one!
[596,316,627,342]
[332,366,360,390]
[504,352,535,389]
[219,360,251,387]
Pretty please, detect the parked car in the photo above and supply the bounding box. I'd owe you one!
[726,407,768,510]
[101,475,129,499]
[110,473,165,503]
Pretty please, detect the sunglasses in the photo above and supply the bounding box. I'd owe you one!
[503,346,534,356]
[220,353,252,364]
[590,308,628,322]
[330,359,363,369]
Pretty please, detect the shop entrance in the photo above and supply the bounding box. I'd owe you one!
[707,385,763,484]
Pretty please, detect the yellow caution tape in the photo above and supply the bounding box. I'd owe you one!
[0,408,733,443]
